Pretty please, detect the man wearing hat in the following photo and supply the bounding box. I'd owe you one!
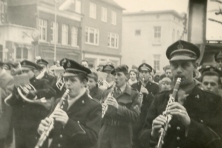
[0,61,14,148]
[139,40,222,148]
[37,58,102,148]
[36,58,57,86]
[215,51,222,71]
[99,62,115,89]
[131,63,159,148]
[200,65,221,96]
[98,65,140,148]
[87,72,104,101]
[6,60,56,148]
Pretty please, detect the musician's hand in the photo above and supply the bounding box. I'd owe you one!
[51,108,69,126]
[166,102,190,127]
[28,90,36,96]
[151,115,167,139]
[37,117,52,135]
[106,96,119,109]
[140,87,149,94]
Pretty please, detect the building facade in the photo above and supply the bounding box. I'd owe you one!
[81,0,124,68]
[122,10,186,72]
[6,0,82,64]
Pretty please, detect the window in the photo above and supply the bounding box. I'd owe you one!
[89,3,96,19]
[0,1,5,13]
[111,11,117,25]
[153,26,161,43]
[71,27,78,46]
[62,24,68,45]
[39,19,47,41]
[75,0,81,13]
[108,33,119,49]
[85,27,99,45]
[101,7,107,22]
[153,55,160,71]
[16,47,28,60]
[50,22,58,43]
[135,30,141,36]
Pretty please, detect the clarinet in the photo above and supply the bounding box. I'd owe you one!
[101,83,116,118]
[35,89,70,148]
[156,78,181,148]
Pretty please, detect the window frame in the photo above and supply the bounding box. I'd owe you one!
[85,27,99,45]
[108,33,119,49]
[39,19,47,41]
[111,11,117,25]
[62,24,68,45]
[89,2,97,19]
[101,7,107,22]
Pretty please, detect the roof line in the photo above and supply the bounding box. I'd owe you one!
[123,10,184,18]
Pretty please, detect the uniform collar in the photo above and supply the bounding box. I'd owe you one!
[122,84,132,95]
[67,88,86,110]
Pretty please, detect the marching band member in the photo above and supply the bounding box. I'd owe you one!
[200,65,221,96]
[99,62,115,90]
[139,40,222,148]
[214,51,222,71]
[131,63,159,148]
[37,58,102,148]
[98,65,140,148]
[6,60,56,148]
[36,58,57,86]
[0,61,14,148]
[87,72,104,101]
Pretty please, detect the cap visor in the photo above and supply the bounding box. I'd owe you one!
[63,73,77,77]
[170,55,196,61]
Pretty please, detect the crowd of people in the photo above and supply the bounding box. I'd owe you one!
[0,40,222,148]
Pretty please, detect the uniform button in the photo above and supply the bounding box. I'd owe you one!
[58,143,61,147]
[200,120,203,123]
[60,134,63,138]
[35,137,38,140]
[82,100,84,104]
[177,137,180,140]
[177,147,180,148]
[168,124,171,128]
[177,126,180,130]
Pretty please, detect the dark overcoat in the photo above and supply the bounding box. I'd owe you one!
[98,84,140,148]
[139,86,222,148]
[49,92,102,148]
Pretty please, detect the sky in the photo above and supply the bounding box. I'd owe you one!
[115,0,189,14]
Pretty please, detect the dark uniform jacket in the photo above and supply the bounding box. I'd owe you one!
[139,86,222,148]
[49,92,102,148]
[8,76,56,148]
[131,81,159,148]
[98,84,140,148]
[89,86,104,101]
[0,70,14,140]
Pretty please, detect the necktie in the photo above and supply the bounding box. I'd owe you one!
[115,87,122,96]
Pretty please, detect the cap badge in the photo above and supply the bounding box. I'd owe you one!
[142,64,147,69]
[177,41,183,49]
[61,59,67,66]
[23,61,26,65]
[67,61,71,67]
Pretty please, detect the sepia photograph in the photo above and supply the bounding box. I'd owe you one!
[0,0,222,148]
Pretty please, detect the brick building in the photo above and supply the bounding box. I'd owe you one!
[81,0,124,68]
[6,0,82,64]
